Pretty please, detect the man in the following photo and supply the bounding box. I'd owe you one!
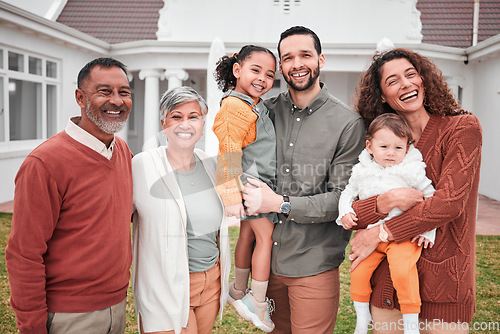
[242,26,365,333]
[6,58,133,334]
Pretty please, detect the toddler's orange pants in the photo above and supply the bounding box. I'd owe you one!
[350,239,422,314]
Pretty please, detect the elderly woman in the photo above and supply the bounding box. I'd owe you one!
[349,49,482,334]
[132,86,231,334]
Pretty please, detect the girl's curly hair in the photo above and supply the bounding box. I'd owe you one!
[354,48,468,128]
[214,45,276,93]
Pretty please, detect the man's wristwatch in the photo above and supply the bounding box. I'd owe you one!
[379,224,389,242]
[279,195,291,214]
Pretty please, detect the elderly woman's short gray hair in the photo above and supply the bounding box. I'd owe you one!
[159,86,208,121]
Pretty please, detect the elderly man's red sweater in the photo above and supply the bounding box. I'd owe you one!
[6,131,133,334]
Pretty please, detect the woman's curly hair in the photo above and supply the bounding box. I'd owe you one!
[354,48,468,128]
[214,45,276,93]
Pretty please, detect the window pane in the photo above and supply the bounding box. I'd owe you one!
[0,77,4,141]
[47,84,57,137]
[29,56,42,75]
[46,61,57,78]
[9,79,42,140]
[8,51,24,72]
[0,49,3,70]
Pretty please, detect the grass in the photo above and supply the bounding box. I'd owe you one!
[0,213,16,333]
[1,212,499,333]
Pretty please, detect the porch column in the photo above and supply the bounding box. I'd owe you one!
[164,69,189,91]
[139,69,163,151]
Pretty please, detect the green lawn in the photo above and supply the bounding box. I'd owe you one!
[1,212,498,333]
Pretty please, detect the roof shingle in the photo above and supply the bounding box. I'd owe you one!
[56,0,164,44]
[417,0,500,48]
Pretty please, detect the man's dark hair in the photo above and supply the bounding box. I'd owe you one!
[77,57,128,89]
[277,26,322,59]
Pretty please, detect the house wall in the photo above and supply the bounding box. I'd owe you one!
[470,55,500,201]
[157,0,423,45]
[432,53,500,201]
[1,2,499,204]
[0,22,100,202]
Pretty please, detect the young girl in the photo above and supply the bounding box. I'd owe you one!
[212,45,277,332]
[337,113,436,334]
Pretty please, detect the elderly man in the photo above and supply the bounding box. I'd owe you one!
[6,57,133,334]
[243,26,365,333]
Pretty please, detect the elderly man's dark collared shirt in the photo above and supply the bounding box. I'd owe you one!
[265,84,365,277]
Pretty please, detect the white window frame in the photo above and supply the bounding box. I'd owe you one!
[0,45,60,154]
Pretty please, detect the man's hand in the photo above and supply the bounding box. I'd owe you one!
[341,212,358,230]
[348,227,380,272]
[224,203,245,219]
[242,178,282,215]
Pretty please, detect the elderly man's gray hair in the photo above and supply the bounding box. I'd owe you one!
[159,86,208,121]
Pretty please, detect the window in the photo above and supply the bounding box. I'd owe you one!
[29,56,42,75]
[8,51,23,72]
[46,61,57,78]
[0,47,59,142]
[47,85,57,137]
[9,79,42,140]
[0,78,4,141]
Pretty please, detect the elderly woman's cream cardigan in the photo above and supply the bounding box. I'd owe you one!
[132,147,231,334]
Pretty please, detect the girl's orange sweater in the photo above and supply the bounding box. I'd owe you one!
[212,95,258,206]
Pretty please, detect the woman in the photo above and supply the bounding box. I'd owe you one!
[349,48,482,334]
[132,86,231,334]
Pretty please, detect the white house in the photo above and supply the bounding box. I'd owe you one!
[0,0,499,203]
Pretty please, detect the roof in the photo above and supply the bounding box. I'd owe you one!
[56,0,164,44]
[417,0,500,48]
[478,0,500,43]
[55,0,500,48]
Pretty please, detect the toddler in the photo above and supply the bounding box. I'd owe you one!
[337,113,436,334]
